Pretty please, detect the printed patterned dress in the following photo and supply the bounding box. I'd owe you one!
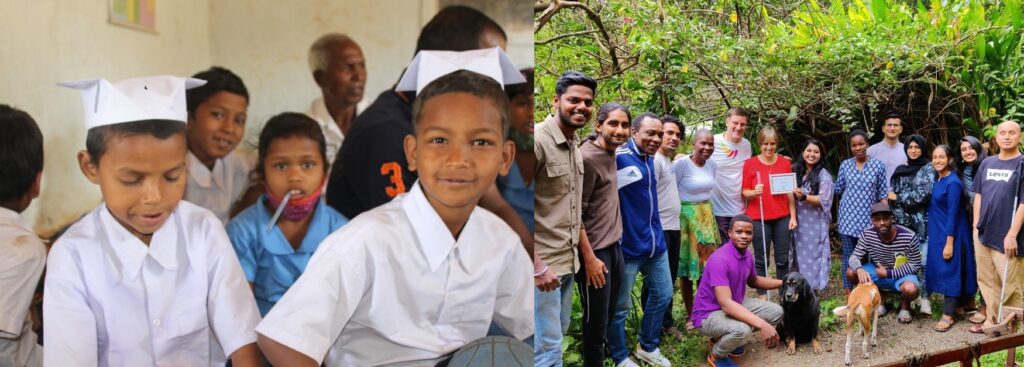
[792,168,834,291]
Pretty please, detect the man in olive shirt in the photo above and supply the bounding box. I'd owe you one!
[534,71,598,366]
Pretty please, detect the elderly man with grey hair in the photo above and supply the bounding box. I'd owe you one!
[306,33,366,164]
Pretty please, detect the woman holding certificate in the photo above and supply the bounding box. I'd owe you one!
[741,126,797,299]
[791,139,834,292]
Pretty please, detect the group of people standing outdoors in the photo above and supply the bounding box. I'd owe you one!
[533,69,1024,367]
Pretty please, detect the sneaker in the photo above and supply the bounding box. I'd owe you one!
[918,296,933,315]
[616,358,641,367]
[707,354,740,367]
[635,345,671,367]
[730,346,745,357]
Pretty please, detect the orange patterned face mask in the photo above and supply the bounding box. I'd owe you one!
[265,178,327,222]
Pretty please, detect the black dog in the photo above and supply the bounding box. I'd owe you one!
[779,272,822,354]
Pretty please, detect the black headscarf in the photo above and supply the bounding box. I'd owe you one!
[960,135,987,177]
[891,134,929,180]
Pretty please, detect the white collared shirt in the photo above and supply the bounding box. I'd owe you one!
[184,151,254,226]
[306,97,345,166]
[0,207,45,367]
[43,202,260,367]
[256,182,533,366]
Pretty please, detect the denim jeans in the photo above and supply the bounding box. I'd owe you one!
[607,252,672,364]
[533,274,575,367]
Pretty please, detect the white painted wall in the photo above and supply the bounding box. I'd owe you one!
[0,0,212,236]
[0,0,532,236]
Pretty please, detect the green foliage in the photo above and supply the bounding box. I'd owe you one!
[536,0,1024,169]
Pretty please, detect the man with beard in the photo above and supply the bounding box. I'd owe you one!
[692,215,783,367]
[644,114,684,339]
[534,70,596,366]
[847,202,922,324]
[608,113,672,367]
[306,33,366,165]
[576,102,631,366]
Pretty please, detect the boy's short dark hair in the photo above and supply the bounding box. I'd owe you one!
[506,68,533,101]
[411,70,510,138]
[254,112,328,181]
[0,105,44,203]
[85,120,187,165]
[416,5,507,53]
[186,66,249,115]
[554,71,597,97]
[881,112,902,122]
[730,214,754,229]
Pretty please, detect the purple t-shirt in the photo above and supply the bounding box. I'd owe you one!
[690,241,757,328]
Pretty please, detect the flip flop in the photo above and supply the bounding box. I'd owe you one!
[968,324,986,334]
[934,317,955,332]
[898,309,913,324]
[969,312,987,324]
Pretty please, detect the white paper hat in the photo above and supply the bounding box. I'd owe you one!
[58,75,206,130]
[396,47,526,94]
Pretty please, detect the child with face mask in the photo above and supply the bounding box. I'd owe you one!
[226,112,348,316]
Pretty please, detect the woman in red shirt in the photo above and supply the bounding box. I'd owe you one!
[742,126,797,299]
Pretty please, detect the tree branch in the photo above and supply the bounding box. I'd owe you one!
[534,0,620,72]
[535,30,599,45]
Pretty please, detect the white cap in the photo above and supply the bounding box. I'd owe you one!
[396,47,525,94]
[58,75,206,130]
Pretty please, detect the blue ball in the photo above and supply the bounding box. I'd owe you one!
[446,336,533,366]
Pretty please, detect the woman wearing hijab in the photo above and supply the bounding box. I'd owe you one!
[889,133,936,314]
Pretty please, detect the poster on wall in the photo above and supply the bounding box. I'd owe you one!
[108,0,156,33]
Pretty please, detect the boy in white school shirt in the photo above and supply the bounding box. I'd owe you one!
[0,105,46,367]
[44,76,262,367]
[257,57,534,366]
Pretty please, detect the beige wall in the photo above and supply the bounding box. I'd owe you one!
[0,0,212,236]
[0,0,532,236]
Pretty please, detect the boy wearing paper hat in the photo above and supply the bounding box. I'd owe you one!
[255,63,533,365]
[44,75,262,366]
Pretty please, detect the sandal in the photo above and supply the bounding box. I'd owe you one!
[969,311,987,325]
[898,309,913,324]
[969,324,986,334]
[934,316,955,332]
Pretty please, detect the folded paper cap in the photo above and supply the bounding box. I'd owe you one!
[396,47,525,94]
[58,75,207,130]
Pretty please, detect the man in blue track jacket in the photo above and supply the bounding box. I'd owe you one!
[607,112,673,367]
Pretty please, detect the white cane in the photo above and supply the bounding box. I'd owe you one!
[757,172,771,301]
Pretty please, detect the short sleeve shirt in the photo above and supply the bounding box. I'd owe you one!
[835,158,889,237]
[0,207,45,366]
[974,154,1024,253]
[655,152,681,230]
[690,242,756,328]
[534,116,583,276]
[710,134,753,217]
[227,196,348,316]
[184,151,254,226]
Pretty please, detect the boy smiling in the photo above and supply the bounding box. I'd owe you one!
[256,69,533,366]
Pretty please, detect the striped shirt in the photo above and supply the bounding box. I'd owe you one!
[849,224,921,279]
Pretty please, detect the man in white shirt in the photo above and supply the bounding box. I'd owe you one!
[866,113,906,187]
[0,105,45,367]
[306,33,367,165]
[710,107,753,241]
[649,115,683,338]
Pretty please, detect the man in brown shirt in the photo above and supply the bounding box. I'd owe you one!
[577,102,631,366]
[533,71,597,366]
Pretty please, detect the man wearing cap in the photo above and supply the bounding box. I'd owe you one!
[306,33,366,165]
[846,202,923,324]
[970,120,1024,333]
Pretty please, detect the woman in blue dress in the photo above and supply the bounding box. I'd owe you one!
[927,145,978,332]
[835,129,889,292]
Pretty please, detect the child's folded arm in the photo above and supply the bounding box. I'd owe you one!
[42,244,99,366]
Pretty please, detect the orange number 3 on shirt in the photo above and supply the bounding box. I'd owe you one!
[381,162,406,198]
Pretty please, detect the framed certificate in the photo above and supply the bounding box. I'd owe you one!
[769,173,797,195]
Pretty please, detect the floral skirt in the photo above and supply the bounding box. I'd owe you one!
[678,200,721,280]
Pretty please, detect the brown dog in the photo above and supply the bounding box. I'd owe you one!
[833,283,882,365]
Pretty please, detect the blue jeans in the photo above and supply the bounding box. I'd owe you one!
[607,252,672,363]
[534,274,575,367]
